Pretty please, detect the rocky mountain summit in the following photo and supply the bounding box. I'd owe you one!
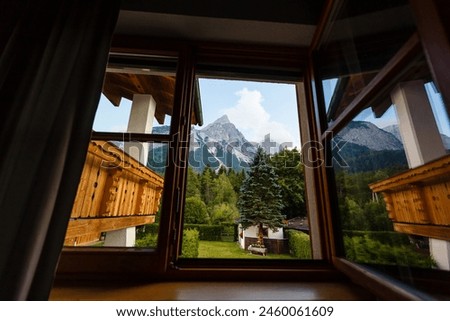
[335,121,403,151]
[147,118,447,174]
[148,115,256,172]
[332,121,408,172]
[189,115,256,172]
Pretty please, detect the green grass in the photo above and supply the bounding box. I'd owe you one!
[198,241,294,259]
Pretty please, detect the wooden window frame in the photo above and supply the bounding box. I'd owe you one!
[55,1,450,299]
[56,37,340,283]
[307,0,450,299]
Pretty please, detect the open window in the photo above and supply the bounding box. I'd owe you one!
[175,76,311,261]
[312,0,450,299]
[57,42,331,280]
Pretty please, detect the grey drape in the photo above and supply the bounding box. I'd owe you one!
[0,0,120,300]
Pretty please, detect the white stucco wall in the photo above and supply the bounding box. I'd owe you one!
[238,224,284,249]
[103,227,136,247]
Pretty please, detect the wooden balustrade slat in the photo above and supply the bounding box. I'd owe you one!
[369,154,450,241]
[65,141,164,245]
[65,215,156,242]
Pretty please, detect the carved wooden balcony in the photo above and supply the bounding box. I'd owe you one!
[369,154,450,241]
[64,140,164,246]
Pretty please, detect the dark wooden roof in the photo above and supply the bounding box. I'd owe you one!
[103,73,175,125]
[286,216,309,232]
[103,72,202,125]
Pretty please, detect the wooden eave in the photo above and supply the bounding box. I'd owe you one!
[103,72,202,126]
[103,72,176,124]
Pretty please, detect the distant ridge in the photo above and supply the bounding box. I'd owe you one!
[189,115,256,172]
[148,119,446,173]
[336,121,403,151]
[148,115,256,173]
[333,121,408,172]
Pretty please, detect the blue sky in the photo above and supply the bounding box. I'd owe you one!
[93,77,449,145]
[93,96,132,132]
[197,78,301,148]
[323,79,450,136]
[94,78,302,148]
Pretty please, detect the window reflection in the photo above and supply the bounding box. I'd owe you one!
[318,0,415,126]
[425,82,450,153]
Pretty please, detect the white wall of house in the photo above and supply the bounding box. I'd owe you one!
[103,228,135,247]
[238,224,284,249]
[267,227,284,239]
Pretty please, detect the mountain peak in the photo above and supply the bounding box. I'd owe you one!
[336,120,403,151]
[213,114,230,124]
[189,114,256,172]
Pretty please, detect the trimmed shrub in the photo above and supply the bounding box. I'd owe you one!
[182,229,199,258]
[184,224,223,241]
[221,223,238,242]
[137,223,238,242]
[135,233,158,248]
[286,229,311,259]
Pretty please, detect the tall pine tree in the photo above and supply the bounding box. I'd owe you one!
[238,147,284,246]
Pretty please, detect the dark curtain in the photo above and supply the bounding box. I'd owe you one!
[0,0,120,300]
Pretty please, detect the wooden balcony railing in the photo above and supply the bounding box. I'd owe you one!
[369,154,450,241]
[64,140,164,246]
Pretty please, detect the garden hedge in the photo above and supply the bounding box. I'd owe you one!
[285,229,311,259]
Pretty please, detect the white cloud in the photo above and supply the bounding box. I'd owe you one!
[223,88,296,147]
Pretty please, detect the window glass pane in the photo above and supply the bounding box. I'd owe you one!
[65,140,167,248]
[318,0,416,123]
[64,57,178,248]
[93,59,178,133]
[333,105,408,235]
[331,75,450,298]
[425,82,450,153]
[179,78,312,260]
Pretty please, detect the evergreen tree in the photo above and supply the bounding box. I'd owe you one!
[269,148,306,219]
[200,165,215,206]
[227,169,245,194]
[217,165,228,176]
[238,147,284,246]
[186,167,201,198]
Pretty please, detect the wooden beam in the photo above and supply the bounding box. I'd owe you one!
[409,0,450,116]
[195,41,307,74]
[308,0,339,53]
[333,257,433,300]
[65,215,155,240]
[91,132,170,143]
[120,0,324,25]
[394,223,450,241]
[370,154,450,192]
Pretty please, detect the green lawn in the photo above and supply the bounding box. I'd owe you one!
[198,241,294,259]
